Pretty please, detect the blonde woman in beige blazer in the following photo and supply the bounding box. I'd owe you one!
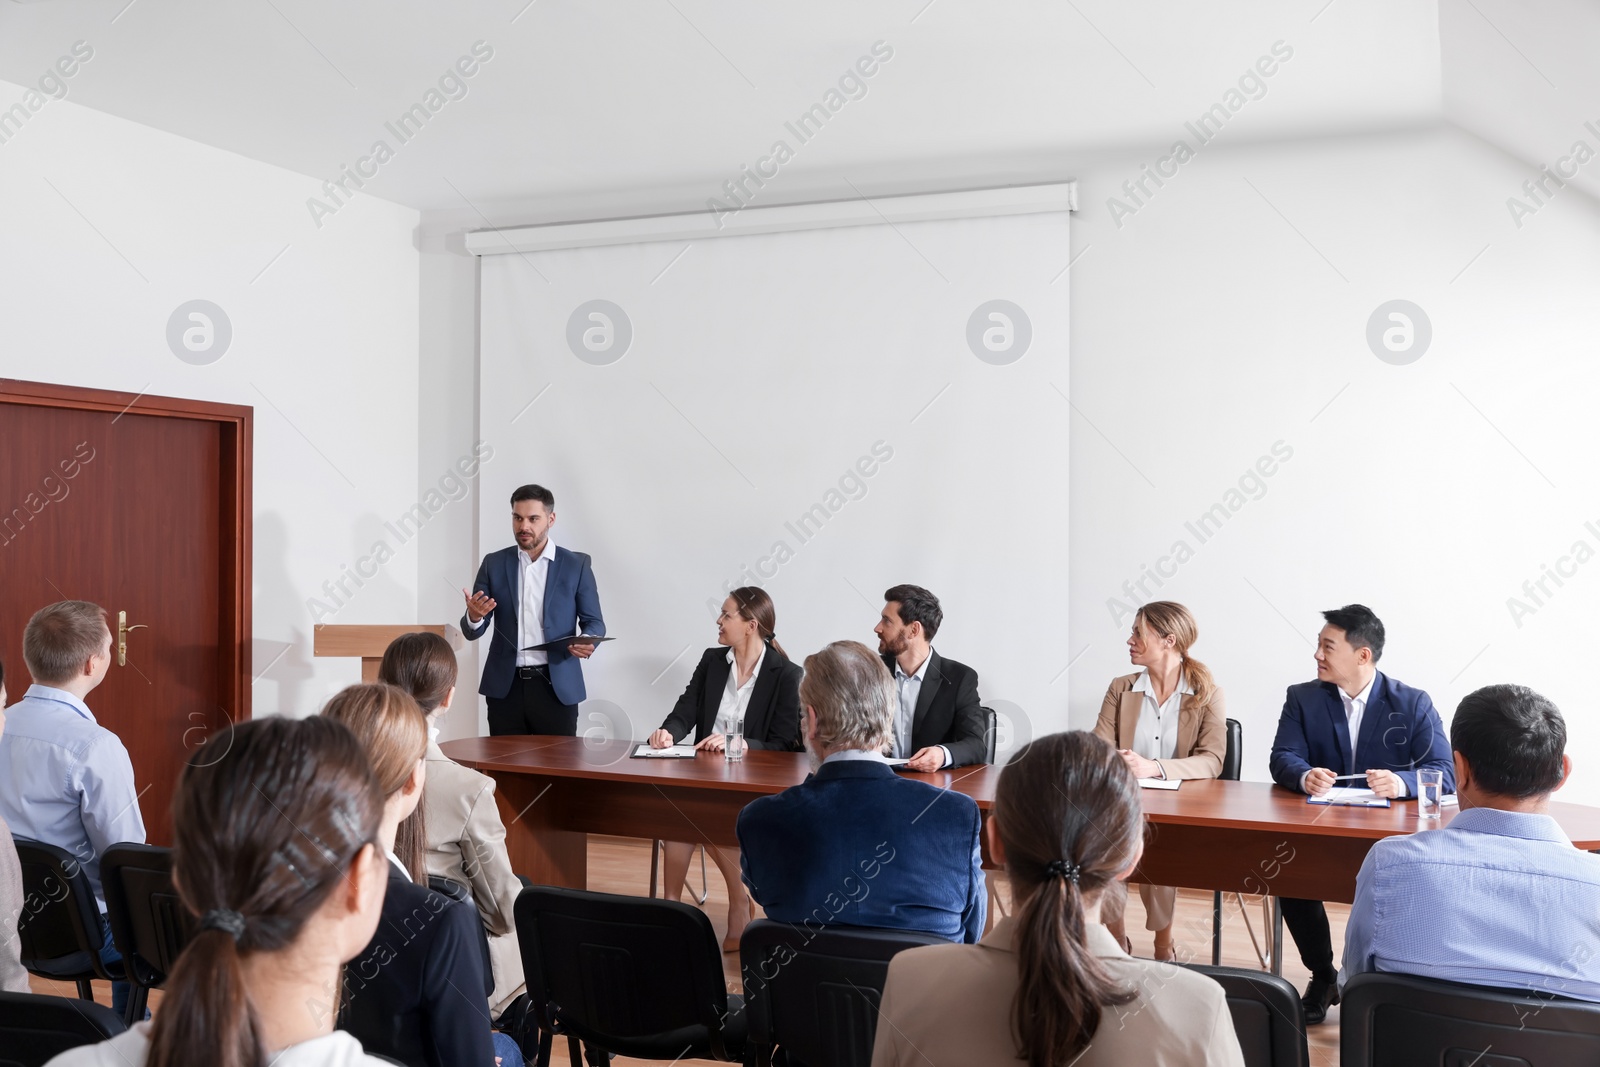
[380,632,527,1018]
[871,731,1243,1067]
[1093,601,1225,960]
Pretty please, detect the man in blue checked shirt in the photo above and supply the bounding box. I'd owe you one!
[1341,683,1600,1001]
[0,600,146,1016]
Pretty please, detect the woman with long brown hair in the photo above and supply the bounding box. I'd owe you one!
[321,683,516,1067]
[1094,600,1227,959]
[647,586,802,949]
[379,631,526,1018]
[870,731,1242,1066]
[48,715,394,1067]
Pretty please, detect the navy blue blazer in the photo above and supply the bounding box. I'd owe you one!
[461,544,605,705]
[1268,672,1454,797]
[736,759,986,943]
[339,862,495,1067]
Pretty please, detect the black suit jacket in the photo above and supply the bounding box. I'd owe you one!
[881,649,987,767]
[339,862,495,1067]
[658,644,804,751]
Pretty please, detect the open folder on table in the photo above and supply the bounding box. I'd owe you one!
[522,635,615,652]
[1137,777,1180,790]
[631,744,697,759]
[1307,787,1392,808]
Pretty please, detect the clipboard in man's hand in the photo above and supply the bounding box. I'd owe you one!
[521,635,615,652]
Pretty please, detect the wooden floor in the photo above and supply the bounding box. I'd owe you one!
[37,834,1347,1065]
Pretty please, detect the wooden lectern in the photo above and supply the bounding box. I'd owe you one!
[313,624,464,682]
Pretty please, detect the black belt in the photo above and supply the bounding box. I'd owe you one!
[516,664,550,679]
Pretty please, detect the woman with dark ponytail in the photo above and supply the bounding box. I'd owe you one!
[647,586,802,948]
[48,715,394,1067]
[871,732,1243,1067]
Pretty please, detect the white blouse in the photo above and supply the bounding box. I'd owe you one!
[46,1022,393,1067]
[1130,669,1191,762]
[712,645,765,736]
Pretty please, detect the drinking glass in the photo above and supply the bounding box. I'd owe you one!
[725,732,747,762]
[1418,768,1444,820]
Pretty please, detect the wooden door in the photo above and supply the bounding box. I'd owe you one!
[0,381,250,844]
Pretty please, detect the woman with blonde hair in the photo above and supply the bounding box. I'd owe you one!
[1094,600,1227,960]
[321,683,518,1067]
[379,631,526,1017]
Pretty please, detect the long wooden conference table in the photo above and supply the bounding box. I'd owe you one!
[443,735,1600,970]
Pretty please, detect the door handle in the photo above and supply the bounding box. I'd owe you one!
[117,610,148,667]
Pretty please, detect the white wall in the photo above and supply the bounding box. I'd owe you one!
[0,80,422,716]
[1066,126,1600,805]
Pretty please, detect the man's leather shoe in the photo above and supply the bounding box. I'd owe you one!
[1301,974,1340,1024]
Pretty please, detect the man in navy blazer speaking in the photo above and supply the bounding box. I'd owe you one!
[737,639,986,944]
[1268,603,1453,1024]
[461,484,605,736]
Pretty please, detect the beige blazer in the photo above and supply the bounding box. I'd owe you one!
[871,917,1243,1067]
[0,815,28,993]
[1093,672,1226,780]
[423,743,526,1015]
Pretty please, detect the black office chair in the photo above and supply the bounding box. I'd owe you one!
[1210,719,1271,968]
[515,885,744,1066]
[740,919,947,1067]
[100,843,195,1026]
[1341,971,1600,1066]
[13,839,124,1005]
[1186,963,1309,1067]
[0,990,126,1067]
[980,705,997,764]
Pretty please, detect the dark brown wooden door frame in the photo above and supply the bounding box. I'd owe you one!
[0,378,253,724]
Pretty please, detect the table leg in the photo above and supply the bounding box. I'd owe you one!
[492,773,587,889]
[1270,897,1284,976]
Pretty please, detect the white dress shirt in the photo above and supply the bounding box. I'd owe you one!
[1130,669,1191,764]
[466,537,556,666]
[713,646,765,736]
[891,651,951,768]
[0,684,147,910]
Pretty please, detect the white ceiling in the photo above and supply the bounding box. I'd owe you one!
[0,0,1589,222]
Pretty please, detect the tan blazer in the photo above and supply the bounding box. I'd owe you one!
[1093,672,1226,780]
[0,815,28,993]
[423,743,526,1015]
[871,917,1244,1066]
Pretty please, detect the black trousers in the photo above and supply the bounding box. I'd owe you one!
[1280,897,1336,980]
[487,667,578,736]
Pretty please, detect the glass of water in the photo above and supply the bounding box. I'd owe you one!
[1418,768,1444,820]
[725,732,747,762]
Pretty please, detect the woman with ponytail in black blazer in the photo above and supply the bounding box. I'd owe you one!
[648,586,802,948]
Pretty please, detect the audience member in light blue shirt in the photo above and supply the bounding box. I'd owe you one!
[0,602,145,1015]
[1342,683,1600,1001]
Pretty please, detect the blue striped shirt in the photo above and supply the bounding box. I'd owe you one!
[0,685,146,910]
[1342,805,1600,1000]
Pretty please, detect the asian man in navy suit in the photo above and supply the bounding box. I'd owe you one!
[738,639,986,944]
[1268,603,1453,1024]
[461,484,605,736]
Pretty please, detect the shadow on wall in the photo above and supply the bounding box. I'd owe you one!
[253,512,315,715]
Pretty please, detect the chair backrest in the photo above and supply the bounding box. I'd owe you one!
[514,884,738,1061]
[1185,963,1308,1067]
[427,875,474,906]
[740,919,947,1067]
[1221,718,1243,782]
[981,706,997,764]
[12,838,118,984]
[0,990,125,1067]
[100,843,195,992]
[1341,971,1600,1067]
